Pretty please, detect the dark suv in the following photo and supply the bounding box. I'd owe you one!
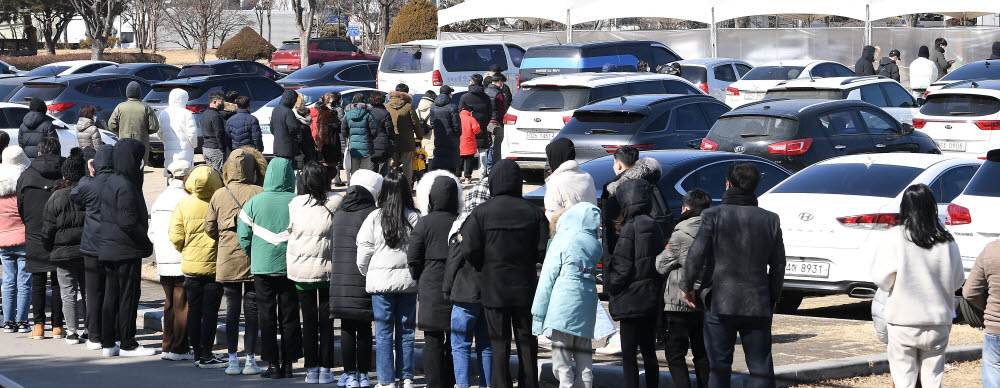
[701,99,939,171]
[554,94,730,164]
[519,40,682,85]
[8,73,152,125]
[177,60,282,81]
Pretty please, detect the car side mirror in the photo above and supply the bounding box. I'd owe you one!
[901,123,915,135]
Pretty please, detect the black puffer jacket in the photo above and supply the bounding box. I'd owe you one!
[18,108,57,161]
[16,154,62,272]
[600,157,666,266]
[408,171,461,331]
[877,57,901,82]
[369,103,395,160]
[330,186,378,321]
[70,144,114,257]
[458,85,492,149]
[429,94,460,171]
[42,183,85,262]
[606,179,666,320]
[99,139,152,262]
[270,90,301,159]
[200,106,229,153]
[855,45,877,76]
[462,160,548,309]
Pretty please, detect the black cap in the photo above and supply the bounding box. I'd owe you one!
[987,149,1000,163]
[889,49,900,58]
[439,85,454,95]
[82,146,97,161]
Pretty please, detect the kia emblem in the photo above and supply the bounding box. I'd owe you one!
[534,118,542,122]
[734,145,746,154]
[799,212,814,221]
[945,124,952,129]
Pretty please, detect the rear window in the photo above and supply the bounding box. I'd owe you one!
[23,65,70,77]
[380,46,436,73]
[10,84,66,102]
[765,88,844,100]
[919,94,1000,117]
[771,163,922,198]
[521,47,581,70]
[278,42,299,51]
[442,45,508,72]
[144,85,204,102]
[561,111,647,135]
[509,86,590,112]
[710,115,799,140]
[177,66,215,78]
[940,61,1000,82]
[282,64,337,81]
[964,161,1000,197]
[741,66,804,81]
[678,66,707,85]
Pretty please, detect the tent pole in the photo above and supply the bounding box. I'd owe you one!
[865,4,872,45]
[566,9,573,43]
[710,7,718,57]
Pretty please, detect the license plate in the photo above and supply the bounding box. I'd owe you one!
[277,65,288,70]
[745,92,766,100]
[936,141,967,152]
[785,259,830,279]
[526,132,555,140]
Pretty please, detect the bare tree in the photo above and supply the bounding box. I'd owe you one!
[68,0,126,60]
[30,0,76,55]
[122,0,163,53]
[163,0,245,61]
[289,0,321,68]
[253,0,274,41]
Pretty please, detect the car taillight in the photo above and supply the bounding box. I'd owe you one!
[946,203,971,225]
[503,114,517,125]
[767,138,813,155]
[911,118,926,129]
[506,157,518,160]
[975,120,1000,130]
[563,116,572,124]
[697,82,709,94]
[186,104,208,114]
[700,138,718,151]
[46,102,75,113]
[283,86,303,90]
[516,73,521,86]
[924,90,931,98]
[837,213,900,229]
[432,70,443,86]
[602,145,618,154]
[726,87,740,96]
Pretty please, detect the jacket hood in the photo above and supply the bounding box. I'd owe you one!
[1,145,29,167]
[617,178,652,221]
[468,84,485,95]
[349,169,383,198]
[94,144,114,174]
[340,185,376,211]
[992,42,1000,59]
[168,88,189,109]
[126,81,142,99]
[862,45,876,62]
[416,169,462,215]
[489,159,522,197]
[223,147,266,185]
[387,91,412,109]
[918,45,931,58]
[113,138,145,186]
[0,164,26,196]
[434,94,452,107]
[545,137,575,172]
[556,202,601,237]
[30,154,63,180]
[879,57,895,66]
[28,97,46,113]
[22,111,50,129]
[279,89,298,108]
[185,165,223,200]
[606,156,662,196]
[76,117,95,131]
[262,156,294,193]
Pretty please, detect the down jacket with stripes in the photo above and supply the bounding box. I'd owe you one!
[237,157,296,275]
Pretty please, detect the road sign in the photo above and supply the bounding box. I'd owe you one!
[348,26,360,37]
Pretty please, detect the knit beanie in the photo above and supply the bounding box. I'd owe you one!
[61,148,86,182]
[1,145,29,168]
[349,169,384,199]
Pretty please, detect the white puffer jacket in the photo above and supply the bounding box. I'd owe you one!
[357,208,421,293]
[286,192,344,283]
[909,57,939,90]
[148,178,188,276]
[543,160,598,221]
[159,88,198,169]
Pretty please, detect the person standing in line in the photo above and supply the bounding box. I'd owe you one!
[458,106,481,184]
[416,90,437,167]
[294,93,320,167]
[226,96,265,152]
[542,138,596,221]
[342,94,377,174]
[159,88,198,171]
[369,92,396,176]
[462,160,548,388]
[169,165,226,368]
[605,178,665,388]
[531,202,602,388]
[872,184,964,388]
[485,65,513,107]
[407,170,462,388]
[0,146,31,334]
[681,163,784,388]
[483,75,507,170]
[357,172,421,388]
[75,106,102,150]
[855,45,877,76]
[929,38,954,80]
[17,98,56,161]
[237,157,302,379]
[149,161,194,361]
[205,147,266,375]
[70,144,113,350]
[330,170,383,388]
[0,131,9,155]
[444,177,493,388]
[458,74,492,179]
[42,149,88,345]
[878,49,901,82]
[311,93,344,185]
[108,81,158,164]
[271,90,305,167]
[387,84,424,184]
[17,136,64,340]
[656,189,711,388]
[287,162,343,384]
[429,86,460,174]
[98,138,157,357]
[201,91,231,172]
[223,91,240,121]
[909,46,938,98]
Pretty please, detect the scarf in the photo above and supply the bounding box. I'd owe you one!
[720,187,757,206]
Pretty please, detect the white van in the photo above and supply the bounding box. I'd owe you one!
[377,40,524,94]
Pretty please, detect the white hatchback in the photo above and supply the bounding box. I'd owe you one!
[724,60,855,107]
[376,40,524,95]
[912,83,1000,158]
[758,153,981,311]
[946,150,1000,273]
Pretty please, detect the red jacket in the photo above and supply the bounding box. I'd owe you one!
[460,110,481,156]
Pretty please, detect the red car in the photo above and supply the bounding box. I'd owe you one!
[270,38,380,73]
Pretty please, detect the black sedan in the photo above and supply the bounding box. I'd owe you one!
[277,60,378,90]
[93,63,182,83]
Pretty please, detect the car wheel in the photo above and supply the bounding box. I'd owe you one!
[958,297,985,329]
[775,291,804,314]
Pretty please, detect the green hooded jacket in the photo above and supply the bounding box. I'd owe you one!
[237,157,296,275]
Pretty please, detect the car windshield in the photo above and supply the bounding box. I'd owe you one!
[560,111,648,135]
[0,83,22,100]
[510,86,590,112]
[710,115,799,140]
[678,65,707,85]
[10,83,66,102]
[765,89,844,100]
[24,65,71,77]
[278,42,299,51]
[771,163,922,198]
[919,94,1000,117]
[963,161,1000,197]
[741,66,804,81]
[144,84,204,103]
[380,46,435,73]
[282,65,337,81]
[940,61,1000,82]
[177,66,215,78]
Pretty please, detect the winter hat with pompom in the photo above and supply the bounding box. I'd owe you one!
[61,148,87,182]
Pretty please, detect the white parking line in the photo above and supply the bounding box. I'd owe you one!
[0,374,25,388]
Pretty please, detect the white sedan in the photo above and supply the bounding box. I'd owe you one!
[0,102,117,156]
[758,153,982,312]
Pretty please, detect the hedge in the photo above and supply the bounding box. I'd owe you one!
[217,27,276,61]
[386,0,438,45]
[0,52,167,71]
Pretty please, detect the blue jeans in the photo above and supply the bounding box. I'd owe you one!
[1,246,31,324]
[372,293,416,384]
[451,302,492,388]
[985,333,1000,387]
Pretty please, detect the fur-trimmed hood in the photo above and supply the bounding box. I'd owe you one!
[605,157,663,196]
[387,91,413,110]
[416,169,463,215]
[0,164,25,196]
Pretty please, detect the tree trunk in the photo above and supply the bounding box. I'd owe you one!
[91,34,105,60]
[199,24,208,62]
[151,10,159,52]
[267,9,272,42]
[299,29,309,68]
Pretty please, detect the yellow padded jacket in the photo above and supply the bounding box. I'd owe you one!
[169,165,224,276]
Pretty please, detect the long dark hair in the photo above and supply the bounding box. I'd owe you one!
[297,161,331,206]
[377,172,416,249]
[899,184,953,249]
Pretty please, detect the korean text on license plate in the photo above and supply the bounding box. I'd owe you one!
[526,131,555,140]
[935,141,966,152]
[785,259,830,279]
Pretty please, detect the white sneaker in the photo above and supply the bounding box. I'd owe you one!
[595,332,622,355]
[373,384,394,388]
[161,350,195,361]
[537,335,552,348]
[403,379,414,388]
[356,372,370,388]
[306,367,320,383]
[119,345,157,357]
[318,368,334,384]
[339,371,352,387]
[102,345,120,357]
[86,340,103,350]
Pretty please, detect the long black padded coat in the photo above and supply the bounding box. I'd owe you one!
[605,178,667,320]
[329,186,378,321]
[16,154,62,273]
[407,170,461,331]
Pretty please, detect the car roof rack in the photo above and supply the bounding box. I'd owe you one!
[839,75,887,85]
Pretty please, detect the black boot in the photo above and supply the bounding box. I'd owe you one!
[261,364,279,379]
[281,362,294,378]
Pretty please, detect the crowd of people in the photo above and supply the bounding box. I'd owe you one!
[851,37,1000,97]
[0,49,993,388]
